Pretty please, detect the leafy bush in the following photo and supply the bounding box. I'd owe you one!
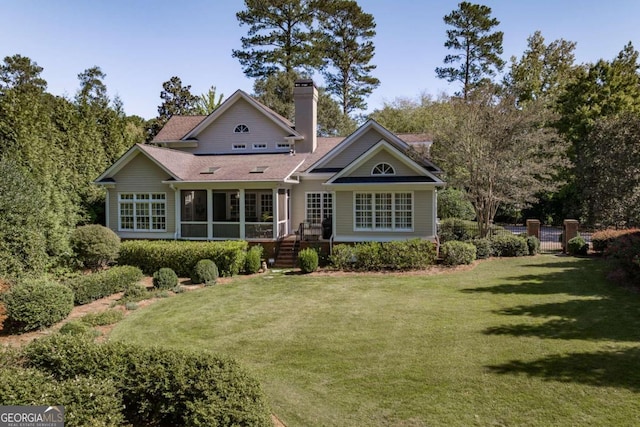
[0,367,124,427]
[526,235,541,255]
[121,282,148,302]
[591,229,640,253]
[469,238,492,259]
[24,334,272,427]
[604,231,640,284]
[437,188,475,220]
[191,259,219,285]
[70,224,121,270]
[119,240,247,277]
[440,241,477,266]
[125,302,138,311]
[59,321,99,338]
[438,218,476,243]
[80,309,124,326]
[298,248,319,273]
[2,279,74,332]
[66,265,143,305]
[245,245,263,274]
[567,236,589,256]
[329,244,355,270]
[152,267,178,290]
[330,240,437,271]
[491,234,529,257]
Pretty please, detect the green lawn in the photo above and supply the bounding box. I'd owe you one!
[110,256,640,426]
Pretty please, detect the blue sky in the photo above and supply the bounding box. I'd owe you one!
[3,1,640,119]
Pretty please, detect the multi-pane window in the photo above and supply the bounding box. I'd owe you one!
[354,192,412,231]
[119,193,166,231]
[260,193,273,221]
[371,162,395,175]
[245,193,257,221]
[234,124,249,133]
[306,192,333,224]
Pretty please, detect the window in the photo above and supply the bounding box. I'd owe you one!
[372,162,395,175]
[306,192,333,225]
[232,144,246,150]
[277,143,291,149]
[119,193,166,231]
[234,124,249,133]
[253,143,267,149]
[181,190,207,222]
[354,192,412,231]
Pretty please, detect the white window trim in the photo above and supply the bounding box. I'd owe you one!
[232,144,247,150]
[118,192,167,232]
[234,124,249,133]
[305,191,333,225]
[276,143,292,149]
[371,162,396,176]
[353,191,413,232]
[253,143,267,150]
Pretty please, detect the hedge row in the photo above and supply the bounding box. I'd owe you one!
[438,218,508,243]
[0,367,124,427]
[592,228,640,253]
[330,240,437,271]
[119,240,248,277]
[23,334,272,427]
[441,241,476,266]
[65,265,143,305]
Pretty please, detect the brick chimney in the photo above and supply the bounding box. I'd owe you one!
[293,79,318,153]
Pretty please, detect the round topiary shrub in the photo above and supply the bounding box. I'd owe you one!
[152,267,178,290]
[491,234,529,257]
[191,259,219,285]
[567,236,589,256]
[70,224,121,270]
[440,241,477,266]
[469,238,492,259]
[2,279,74,332]
[298,248,319,273]
[245,245,263,274]
[526,235,541,255]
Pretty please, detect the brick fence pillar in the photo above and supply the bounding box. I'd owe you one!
[563,219,579,253]
[526,219,540,240]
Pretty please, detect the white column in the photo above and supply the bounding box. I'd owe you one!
[174,187,181,239]
[104,188,110,228]
[273,188,279,239]
[207,188,213,240]
[239,189,245,239]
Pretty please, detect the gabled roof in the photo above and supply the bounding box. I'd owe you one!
[303,120,442,175]
[95,144,306,184]
[153,115,207,142]
[325,139,444,185]
[183,90,301,140]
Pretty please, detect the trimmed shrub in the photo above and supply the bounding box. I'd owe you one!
[24,334,272,427]
[119,240,247,277]
[567,236,589,256]
[0,367,125,427]
[59,321,99,338]
[438,218,476,243]
[381,239,438,270]
[329,244,355,270]
[66,265,143,305]
[298,248,319,273]
[441,241,477,266]
[191,259,219,285]
[491,234,529,257]
[80,309,124,326]
[526,235,541,256]
[70,224,121,270]
[2,279,74,332]
[330,240,437,271]
[125,302,138,310]
[604,231,640,284]
[152,267,178,290]
[469,238,492,259]
[245,245,263,274]
[122,282,148,301]
[591,229,640,253]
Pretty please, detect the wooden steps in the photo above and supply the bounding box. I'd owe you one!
[273,237,299,268]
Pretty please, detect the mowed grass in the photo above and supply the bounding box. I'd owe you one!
[110,256,640,426]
